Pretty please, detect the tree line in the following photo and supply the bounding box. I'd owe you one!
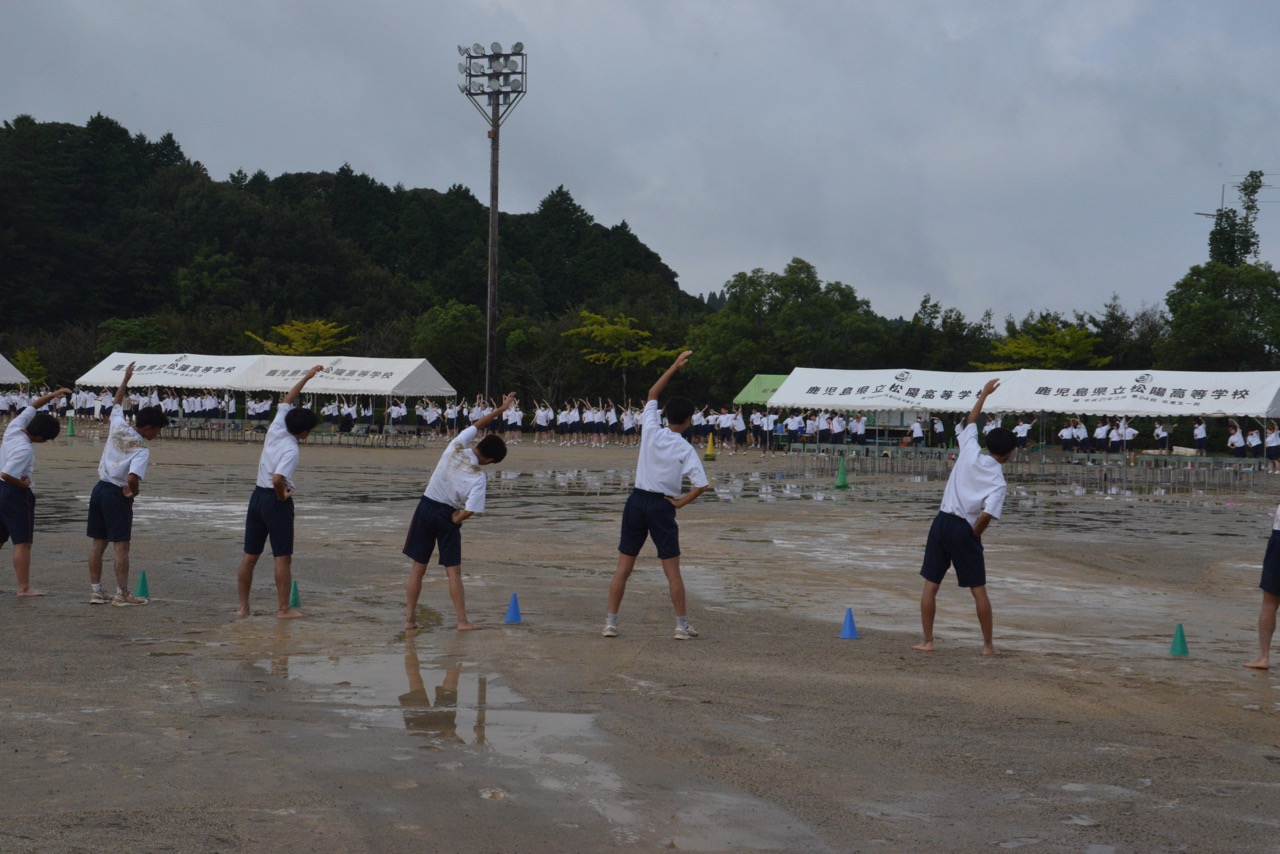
[2,114,1275,403]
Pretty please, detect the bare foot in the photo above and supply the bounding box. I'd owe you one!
[237,605,251,617]
[404,621,419,631]
[1243,658,1270,670]
[276,608,304,619]
[456,621,484,632]
[16,588,46,597]
[911,641,934,652]
[982,645,999,657]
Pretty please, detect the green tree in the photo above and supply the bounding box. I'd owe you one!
[1159,262,1280,370]
[1079,294,1167,369]
[96,316,172,358]
[563,310,678,400]
[976,312,1110,370]
[1208,171,1264,266]
[412,301,485,395]
[245,318,355,355]
[12,347,46,385]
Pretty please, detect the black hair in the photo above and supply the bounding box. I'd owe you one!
[985,427,1016,457]
[476,434,507,463]
[135,406,169,430]
[284,407,319,436]
[664,396,695,427]
[27,412,60,441]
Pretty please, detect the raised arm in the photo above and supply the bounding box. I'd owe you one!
[966,379,1000,427]
[113,362,136,407]
[649,350,692,402]
[282,365,325,406]
[31,386,72,410]
[474,392,517,432]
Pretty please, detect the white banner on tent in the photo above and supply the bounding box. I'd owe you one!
[235,355,455,396]
[768,367,1280,418]
[767,368,1004,413]
[76,353,262,388]
[76,352,457,398]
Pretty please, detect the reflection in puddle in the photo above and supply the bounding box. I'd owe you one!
[267,645,595,754]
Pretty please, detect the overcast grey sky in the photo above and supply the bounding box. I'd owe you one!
[5,1,1279,323]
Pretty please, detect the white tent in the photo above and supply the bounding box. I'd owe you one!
[0,354,29,384]
[76,353,456,398]
[768,367,1280,418]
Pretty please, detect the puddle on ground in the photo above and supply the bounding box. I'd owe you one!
[263,645,819,851]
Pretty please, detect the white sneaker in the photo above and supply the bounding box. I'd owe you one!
[673,625,699,640]
[601,624,618,638]
[89,590,110,605]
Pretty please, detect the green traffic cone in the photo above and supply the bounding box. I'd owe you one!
[66,417,76,437]
[289,580,302,609]
[834,455,849,489]
[133,570,149,599]
[1169,623,1189,657]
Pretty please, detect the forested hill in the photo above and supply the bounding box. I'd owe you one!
[0,113,709,393]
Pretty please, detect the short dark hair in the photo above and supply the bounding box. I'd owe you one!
[27,412,60,441]
[284,407,319,436]
[476,434,507,463]
[985,427,1016,457]
[135,406,169,430]
[664,396,694,427]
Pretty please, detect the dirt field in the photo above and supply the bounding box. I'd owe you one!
[1,433,1277,853]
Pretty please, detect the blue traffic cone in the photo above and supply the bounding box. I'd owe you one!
[839,608,859,639]
[503,592,522,623]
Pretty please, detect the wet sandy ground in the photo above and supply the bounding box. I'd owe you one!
[2,433,1279,852]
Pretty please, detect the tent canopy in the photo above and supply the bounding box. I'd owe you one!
[732,374,790,406]
[76,353,456,397]
[767,367,1280,418]
[0,354,30,385]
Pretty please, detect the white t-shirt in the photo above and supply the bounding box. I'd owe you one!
[635,400,708,497]
[939,423,1007,527]
[0,407,39,487]
[424,425,487,512]
[257,404,301,490]
[98,406,151,486]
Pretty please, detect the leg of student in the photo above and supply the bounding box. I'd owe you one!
[112,540,131,595]
[970,584,995,656]
[13,543,44,596]
[445,564,481,631]
[88,538,109,586]
[1244,591,1279,669]
[912,579,940,651]
[405,561,428,629]
[660,555,687,618]
[236,552,259,616]
[274,554,301,619]
[607,553,638,615]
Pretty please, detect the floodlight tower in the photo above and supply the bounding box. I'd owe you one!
[457,41,527,401]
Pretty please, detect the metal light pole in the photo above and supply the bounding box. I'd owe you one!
[457,41,527,401]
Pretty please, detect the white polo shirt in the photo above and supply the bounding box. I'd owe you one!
[634,400,708,497]
[0,407,39,487]
[939,423,1006,527]
[424,425,487,512]
[98,406,151,486]
[257,404,301,490]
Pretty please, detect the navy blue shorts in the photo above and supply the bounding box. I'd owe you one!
[87,480,134,542]
[920,511,986,588]
[0,482,35,546]
[1261,531,1280,597]
[403,496,462,567]
[243,487,294,557]
[618,489,680,560]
